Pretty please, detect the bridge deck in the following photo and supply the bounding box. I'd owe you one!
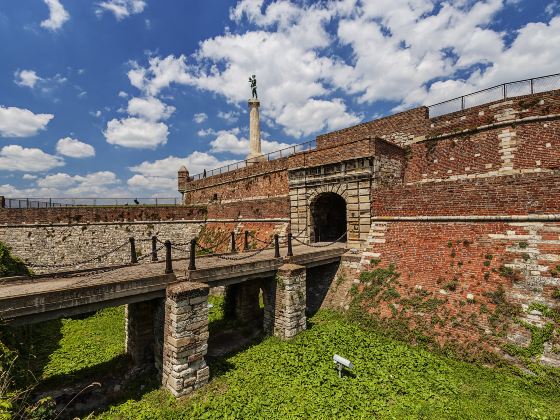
[0,243,346,325]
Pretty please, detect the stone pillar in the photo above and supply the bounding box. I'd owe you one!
[125,301,157,365]
[247,99,265,163]
[162,282,210,397]
[273,264,307,339]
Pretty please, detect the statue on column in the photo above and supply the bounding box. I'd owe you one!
[249,75,258,99]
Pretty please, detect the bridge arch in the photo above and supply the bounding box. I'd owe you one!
[310,191,347,243]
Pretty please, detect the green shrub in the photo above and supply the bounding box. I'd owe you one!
[0,242,30,277]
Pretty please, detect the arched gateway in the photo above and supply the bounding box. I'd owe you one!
[310,192,347,243]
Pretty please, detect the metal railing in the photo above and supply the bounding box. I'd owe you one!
[2,197,180,208]
[427,73,560,118]
[190,139,316,181]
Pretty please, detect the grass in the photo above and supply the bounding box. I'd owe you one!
[96,310,560,419]
[5,300,560,419]
[7,306,125,388]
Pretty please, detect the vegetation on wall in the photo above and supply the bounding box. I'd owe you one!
[0,242,30,277]
[346,257,560,368]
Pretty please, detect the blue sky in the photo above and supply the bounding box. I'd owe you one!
[0,0,559,198]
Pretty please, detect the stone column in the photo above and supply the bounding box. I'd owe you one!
[125,300,157,365]
[247,99,265,163]
[273,264,307,339]
[162,282,210,397]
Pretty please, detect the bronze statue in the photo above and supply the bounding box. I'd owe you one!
[249,75,257,99]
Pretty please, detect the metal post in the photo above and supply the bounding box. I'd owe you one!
[164,240,173,274]
[244,230,249,251]
[26,198,29,209]
[151,236,158,262]
[274,234,280,258]
[531,79,534,94]
[503,84,506,99]
[188,239,196,270]
[231,231,236,253]
[129,237,138,263]
[287,233,293,257]
[49,198,52,208]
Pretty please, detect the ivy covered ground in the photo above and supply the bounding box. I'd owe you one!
[98,308,560,419]
[4,296,560,418]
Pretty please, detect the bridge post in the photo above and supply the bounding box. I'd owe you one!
[231,231,236,253]
[274,234,280,258]
[273,264,306,339]
[188,239,196,270]
[287,233,293,257]
[165,240,173,274]
[151,236,158,262]
[244,230,249,251]
[162,282,209,397]
[129,237,138,264]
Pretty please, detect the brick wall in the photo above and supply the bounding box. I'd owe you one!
[181,158,289,205]
[356,220,560,365]
[206,197,289,220]
[0,205,206,225]
[372,171,560,217]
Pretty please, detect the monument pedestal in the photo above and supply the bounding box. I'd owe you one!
[247,99,264,164]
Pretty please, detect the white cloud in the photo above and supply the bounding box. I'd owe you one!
[130,152,236,178]
[209,129,292,155]
[40,0,70,31]
[56,137,96,158]
[126,0,560,136]
[403,15,560,108]
[193,112,208,124]
[104,117,168,149]
[0,145,64,172]
[22,174,37,180]
[127,96,175,121]
[217,110,239,124]
[0,106,54,138]
[96,0,147,20]
[13,70,66,95]
[127,174,176,192]
[118,91,129,98]
[14,70,41,88]
[127,55,192,96]
[34,171,122,196]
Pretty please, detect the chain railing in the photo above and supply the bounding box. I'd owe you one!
[18,227,345,277]
[2,197,180,208]
[293,230,348,248]
[190,139,316,181]
[427,73,560,118]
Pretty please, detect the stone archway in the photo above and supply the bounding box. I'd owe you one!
[289,180,371,249]
[310,192,347,243]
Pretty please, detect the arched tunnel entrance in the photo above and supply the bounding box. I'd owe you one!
[311,192,347,243]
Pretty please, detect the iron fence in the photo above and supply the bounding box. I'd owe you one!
[427,73,560,118]
[2,197,180,208]
[190,139,316,181]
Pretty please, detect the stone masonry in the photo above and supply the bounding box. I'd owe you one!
[162,282,210,397]
[273,264,307,339]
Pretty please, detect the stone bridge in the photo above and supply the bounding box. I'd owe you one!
[0,241,346,397]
